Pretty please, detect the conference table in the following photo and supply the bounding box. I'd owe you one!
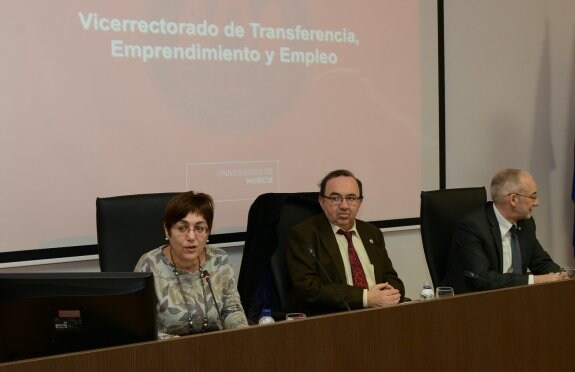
[1,279,573,371]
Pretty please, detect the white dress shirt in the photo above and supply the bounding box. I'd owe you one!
[329,222,375,307]
[492,204,533,284]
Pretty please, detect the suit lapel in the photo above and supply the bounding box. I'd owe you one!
[316,216,347,283]
[486,203,504,271]
[356,222,383,282]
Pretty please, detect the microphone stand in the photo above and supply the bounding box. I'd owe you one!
[305,244,351,312]
[202,270,225,327]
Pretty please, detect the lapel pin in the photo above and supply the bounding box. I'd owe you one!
[369,239,374,244]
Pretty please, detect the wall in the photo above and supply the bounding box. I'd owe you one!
[1,0,574,301]
[444,0,575,269]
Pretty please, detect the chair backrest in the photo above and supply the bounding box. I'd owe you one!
[237,192,320,321]
[271,195,323,313]
[96,192,180,272]
[420,187,487,288]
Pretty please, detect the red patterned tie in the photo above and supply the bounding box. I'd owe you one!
[337,229,368,289]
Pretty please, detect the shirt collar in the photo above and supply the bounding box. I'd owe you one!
[329,221,358,235]
[493,203,514,235]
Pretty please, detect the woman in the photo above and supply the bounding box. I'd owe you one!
[135,191,248,338]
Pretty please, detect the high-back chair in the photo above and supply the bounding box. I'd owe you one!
[96,192,179,271]
[271,194,323,314]
[420,187,487,288]
[237,192,320,322]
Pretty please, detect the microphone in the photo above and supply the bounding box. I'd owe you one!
[202,270,224,327]
[304,244,351,312]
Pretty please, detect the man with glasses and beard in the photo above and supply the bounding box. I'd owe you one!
[286,169,405,315]
[443,168,566,293]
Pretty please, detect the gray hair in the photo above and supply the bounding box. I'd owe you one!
[490,168,529,203]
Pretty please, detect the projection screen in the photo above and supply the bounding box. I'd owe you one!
[0,0,440,262]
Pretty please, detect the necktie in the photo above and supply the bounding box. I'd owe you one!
[337,229,368,289]
[510,225,522,274]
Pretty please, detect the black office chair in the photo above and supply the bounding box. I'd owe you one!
[237,192,320,322]
[420,187,487,288]
[271,194,323,314]
[96,192,180,272]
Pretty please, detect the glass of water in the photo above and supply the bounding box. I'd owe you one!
[435,286,454,298]
[285,313,306,321]
[561,267,575,279]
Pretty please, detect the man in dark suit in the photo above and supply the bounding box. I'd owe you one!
[443,168,564,293]
[286,169,405,315]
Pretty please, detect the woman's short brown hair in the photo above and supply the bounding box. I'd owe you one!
[164,191,214,233]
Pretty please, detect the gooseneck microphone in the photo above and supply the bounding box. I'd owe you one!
[202,270,224,327]
[304,244,351,312]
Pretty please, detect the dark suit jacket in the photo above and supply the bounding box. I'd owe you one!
[443,202,560,293]
[286,213,405,314]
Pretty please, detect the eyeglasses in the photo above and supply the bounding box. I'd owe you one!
[322,195,363,206]
[507,193,538,200]
[174,224,209,236]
